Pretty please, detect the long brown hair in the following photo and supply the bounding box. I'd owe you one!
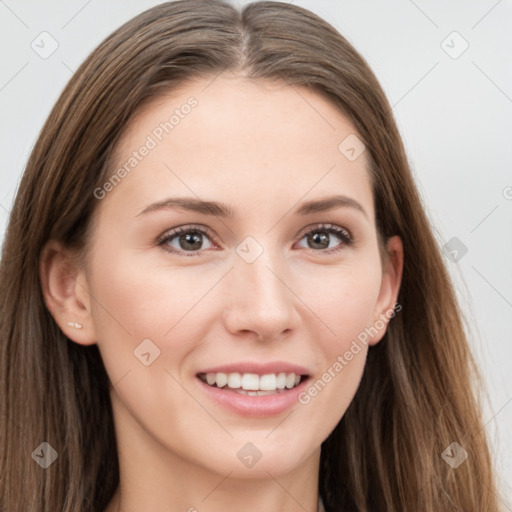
[0,1,501,510]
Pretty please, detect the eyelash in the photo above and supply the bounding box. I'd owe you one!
[157,223,354,257]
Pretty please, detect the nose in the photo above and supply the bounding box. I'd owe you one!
[223,246,301,341]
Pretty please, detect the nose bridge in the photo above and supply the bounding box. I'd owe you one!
[244,251,285,301]
[239,242,289,306]
[224,240,299,338]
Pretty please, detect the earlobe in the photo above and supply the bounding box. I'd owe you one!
[368,235,404,346]
[39,240,97,346]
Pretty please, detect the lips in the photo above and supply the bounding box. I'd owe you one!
[196,373,310,417]
[195,361,311,416]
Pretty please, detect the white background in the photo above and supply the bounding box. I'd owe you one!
[1,0,511,507]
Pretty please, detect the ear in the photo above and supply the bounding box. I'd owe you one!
[39,240,97,345]
[368,235,403,347]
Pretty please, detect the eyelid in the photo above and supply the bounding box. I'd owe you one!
[295,222,353,242]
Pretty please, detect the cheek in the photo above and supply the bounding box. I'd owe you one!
[293,258,381,420]
[87,246,231,381]
[297,258,382,350]
[87,250,226,462]
[89,248,223,336]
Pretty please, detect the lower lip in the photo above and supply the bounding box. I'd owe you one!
[196,377,310,418]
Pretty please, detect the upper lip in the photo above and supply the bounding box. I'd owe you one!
[197,361,310,376]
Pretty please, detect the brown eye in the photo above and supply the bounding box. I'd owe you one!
[158,225,216,256]
[175,231,205,251]
[296,224,353,253]
[307,231,331,250]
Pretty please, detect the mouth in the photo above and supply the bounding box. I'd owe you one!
[197,371,309,396]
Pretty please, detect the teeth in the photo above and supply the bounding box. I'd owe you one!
[201,371,304,392]
[259,374,276,391]
[276,372,287,389]
[227,373,242,389]
[235,389,284,396]
[241,373,260,391]
[216,372,228,387]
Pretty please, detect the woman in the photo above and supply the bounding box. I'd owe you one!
[0,1,501,510]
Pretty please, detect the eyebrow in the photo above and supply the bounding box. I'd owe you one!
[295,195,368,219]
[137,194,368,220]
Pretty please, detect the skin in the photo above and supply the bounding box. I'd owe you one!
[40,73,403,512]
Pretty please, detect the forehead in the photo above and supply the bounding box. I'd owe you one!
[101,74,374,223]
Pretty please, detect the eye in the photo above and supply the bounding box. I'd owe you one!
[157,224,217,256]
[295,223,354,253]
[157,222,354,257]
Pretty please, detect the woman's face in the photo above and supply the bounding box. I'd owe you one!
[77,74,402,479]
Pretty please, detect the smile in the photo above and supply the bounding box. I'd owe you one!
[197,371,305,395]
[195,367,311,417]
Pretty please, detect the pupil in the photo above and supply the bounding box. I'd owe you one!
[309,232,329,249]
[180,232,202,250]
